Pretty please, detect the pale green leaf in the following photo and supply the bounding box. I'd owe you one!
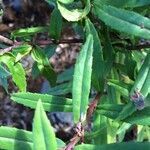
[33,100,57,150]
[57,0,91,21]
[73,34,93,123]
[0,53,26,92]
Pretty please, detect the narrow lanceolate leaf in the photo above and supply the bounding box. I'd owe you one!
[57,0,91,21]
[73,34,93,123]
[0,126,32,150]
[12,26,48,37]
[0,64,10,78]
[107,80,130,98]
[116,53,150,121]
[49,7,62,40]
[0,126,65,150]
[11,92,72,112]
[85,18,104,91]
[94,0,150,8]
[75,142,150,150]
[57,67,74,83]
[48,81,72,95]
[124,107,150,125]
[92,4,150,39]
[96,104,150,125]
[33,100,57,150]
[0,53,26,92]
[130,53,150,96]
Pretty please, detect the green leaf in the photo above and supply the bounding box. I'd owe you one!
[58,0,74,4]
[11,92,73,112]
[94,0,150,8]
[48,81,72,95]
[117,123,132,142]
[116,102,136,121]
[0,126,32,150]
[92,113,107,144]
[12,44,32,62]
[130,53,150,97]
[56,138,66,149]
[96,104,124,119]
[117,53,150,121]
[72,34,93,123]
[141,68,150,96]
[85,18,104,91]
[0,126,65,150]
[107,80,130,98]
[75,142,150,150]
[97,104,150,125]
[0,53,26,92]
[0,64,10,78]
[57,0,91,21]
[0,77,9,93]
[49,7,62,40]
[93,4,150,39]
[124,106,150,125]
[33,100,57,150]
[12,26,48,37]
[57,67,74,83]
[31,46,56,86]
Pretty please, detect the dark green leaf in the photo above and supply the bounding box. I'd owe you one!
[107,79,130,98]
[57,67,74,83]
[75,142,150,150]
[48,81,72,95]
[31,47,56,86]
[93,5,150,39]
[85,18,104,91]
[0,64,10,78]
[94,0,150,8]
[49,7,62,40]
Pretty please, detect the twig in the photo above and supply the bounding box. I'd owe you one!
[37,38,83,45]
[86,93,101,123]
[65,122,84,150]
[0,35,14,45]
[114,43,150,50]
[64,93,101,150]
[0,45,17,55]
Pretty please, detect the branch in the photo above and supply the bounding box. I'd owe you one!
[36,38,83,45]
[86,93,101,122]
[64,93,101,150]
[0,35,14,45]
[114,43,150,50]
[37,38,150,50]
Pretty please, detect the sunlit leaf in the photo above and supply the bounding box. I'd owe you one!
[33,100,57,150]
[72,34,93,123]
